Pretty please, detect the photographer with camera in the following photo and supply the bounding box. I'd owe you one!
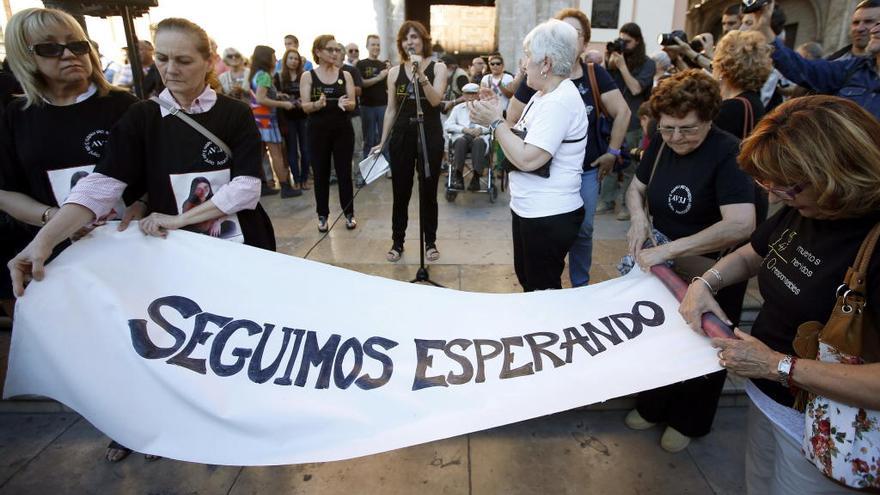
[659,31,715,72]
[600,23,655,221]
[746,0,880,120]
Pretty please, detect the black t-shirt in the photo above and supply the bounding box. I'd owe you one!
[750,207,880,406]
[714,91,765,140]
[609,57,655,130]
[274,72,306,121]
[308,68,352,128]
[635,126,755,241]
[342,64,363,115]
[357,58,388,107]
[95,94,275,250]
[392,61,442,135]
[0,90,137,207]
[515,62,618,166]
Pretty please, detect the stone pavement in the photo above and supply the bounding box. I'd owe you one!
[0,175,756,494]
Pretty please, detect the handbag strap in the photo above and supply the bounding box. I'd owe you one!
[150,97,233,158]
[734,96,754,137]
[586,63,608,119]
[845,222,880,293]
[644,142,666,222]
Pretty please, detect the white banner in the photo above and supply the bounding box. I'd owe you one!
[4,225,721,466]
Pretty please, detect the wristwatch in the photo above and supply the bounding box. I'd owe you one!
[777,355,794,386]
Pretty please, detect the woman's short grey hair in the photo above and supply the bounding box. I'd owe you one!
[523,19,578,77]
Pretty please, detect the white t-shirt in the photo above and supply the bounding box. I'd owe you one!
[481,73,514,110]
[508,79,588,218]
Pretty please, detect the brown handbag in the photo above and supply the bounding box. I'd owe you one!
[792,222,880,411]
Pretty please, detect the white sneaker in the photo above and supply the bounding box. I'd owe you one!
[624,409,657,430]
[660,426,691,453]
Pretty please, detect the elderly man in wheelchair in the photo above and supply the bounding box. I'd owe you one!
[443,83,495,201]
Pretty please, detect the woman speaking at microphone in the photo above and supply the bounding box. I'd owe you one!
[370,21,447,263]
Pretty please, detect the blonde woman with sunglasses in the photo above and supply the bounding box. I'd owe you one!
[0,7,140,462]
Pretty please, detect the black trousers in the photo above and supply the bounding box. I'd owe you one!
[635,279,749,437]
[452,135,488,173]
[511,207,584,292]
[310,118,354,217]
[389,125,443,247]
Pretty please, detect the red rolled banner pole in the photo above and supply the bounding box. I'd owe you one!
[649,264,736,339]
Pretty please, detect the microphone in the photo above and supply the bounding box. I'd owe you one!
[408,47,419,69]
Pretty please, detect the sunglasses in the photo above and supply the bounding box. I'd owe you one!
[225,53,242,59]
[755,179,808,200]
[324,47,342,53]
[489,61,502,66]
[29,41,91,58]
[657,124,703,136]
[348,49,359,53]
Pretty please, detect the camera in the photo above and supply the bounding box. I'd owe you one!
[606,38,626,54]
[658,30,687,46]
[742,0,771,14]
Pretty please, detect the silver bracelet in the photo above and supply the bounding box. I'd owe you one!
[707,268,723,288]
[691,276,717,295]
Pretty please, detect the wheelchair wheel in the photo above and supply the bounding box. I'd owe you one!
[445,190,458,202]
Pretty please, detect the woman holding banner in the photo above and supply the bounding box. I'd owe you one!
[0,9,137,321]
[9,17,275,458]
[623,69,756,452]
[681,96,880,493]
[0,7,142,463]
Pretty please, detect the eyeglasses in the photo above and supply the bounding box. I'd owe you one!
[489,61,502,66]
[324,47,342,53]
[657,124,703,137]
[29,41,91,58]
[755,179,808,200]
[348,49,359,53]
[225,53,241,60]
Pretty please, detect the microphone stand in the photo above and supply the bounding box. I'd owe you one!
[408,57,443,287]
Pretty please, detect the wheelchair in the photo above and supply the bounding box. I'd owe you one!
[443,131,499,203]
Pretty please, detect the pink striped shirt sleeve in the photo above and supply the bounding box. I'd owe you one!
[211,175,261,214]
[64,172,127,219]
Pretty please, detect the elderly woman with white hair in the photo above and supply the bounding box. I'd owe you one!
[470,19,588,291]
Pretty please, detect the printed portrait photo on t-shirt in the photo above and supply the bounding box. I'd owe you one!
[170,170,243,243]
[46,165,124,221]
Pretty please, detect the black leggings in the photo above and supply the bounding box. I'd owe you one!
[635,280,749,437]
[511,207,585,292]
[389,126,443,247]
[310,119,354,217]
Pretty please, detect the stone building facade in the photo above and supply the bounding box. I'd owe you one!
[375,0,688,68]
[686,0,859,54]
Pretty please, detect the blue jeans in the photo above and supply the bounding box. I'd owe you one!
[568,168,600,287]
[361,105,386,158]
[286,118,309,184]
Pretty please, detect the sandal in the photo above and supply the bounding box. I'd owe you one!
[426,244,440,262]
[386,245,403,262]
[106,440,132,463]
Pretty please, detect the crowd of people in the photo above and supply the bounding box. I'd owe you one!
[1,1,879,492]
